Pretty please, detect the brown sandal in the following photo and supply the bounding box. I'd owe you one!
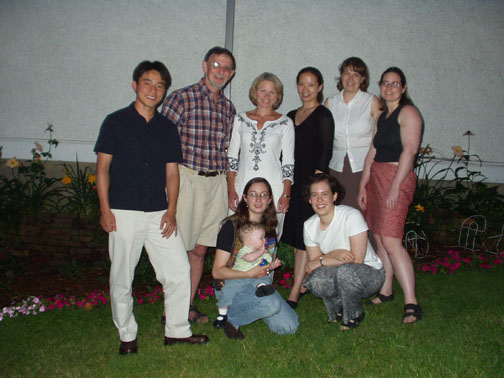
[189,305,209,324]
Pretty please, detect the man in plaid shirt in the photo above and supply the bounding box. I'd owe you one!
[161,46,236,323]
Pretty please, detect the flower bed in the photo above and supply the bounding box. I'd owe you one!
[2,252,502,322]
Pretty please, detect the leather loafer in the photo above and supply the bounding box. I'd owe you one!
[164,334,209,345]
[223,322,245,340]
[119,338,137,355]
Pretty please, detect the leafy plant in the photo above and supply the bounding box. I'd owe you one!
[0,124,61,235]
[60,157,99,220]
[407,133,504,245]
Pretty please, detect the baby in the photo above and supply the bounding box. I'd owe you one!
[214,221,281,328]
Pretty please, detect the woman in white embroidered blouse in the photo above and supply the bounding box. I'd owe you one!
[227,72,294,238]
[325,57,381,209]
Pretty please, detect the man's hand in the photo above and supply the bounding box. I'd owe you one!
[228,189,240,211]
[160,211,177,238]
[100,211,116,233]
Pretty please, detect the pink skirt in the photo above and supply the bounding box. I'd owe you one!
[365,162,416,239]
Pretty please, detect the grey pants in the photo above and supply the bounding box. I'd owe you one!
[304,264,385,324]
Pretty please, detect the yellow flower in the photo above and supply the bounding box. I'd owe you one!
[6,158,20,168]
[415,204,425,213]
[62,176,72,185]
[451,146,464,157]
[34,142,43,152]
[87,174,96,185]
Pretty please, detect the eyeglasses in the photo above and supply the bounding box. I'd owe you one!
[211,61,233,74]
[247,191,270,200]
[379,81,401,88]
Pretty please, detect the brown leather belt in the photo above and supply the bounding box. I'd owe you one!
[179,165,225,177]
[197,170,224,177]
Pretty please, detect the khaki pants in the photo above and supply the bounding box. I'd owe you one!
[109,209,191,341]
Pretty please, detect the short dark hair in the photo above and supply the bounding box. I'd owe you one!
[337,57,370,92]
[204,46,236,70]
[296,66,325,103]
[132,61,171,88]
[304,173,345,205]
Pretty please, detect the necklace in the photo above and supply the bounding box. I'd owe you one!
[300,104,318,114]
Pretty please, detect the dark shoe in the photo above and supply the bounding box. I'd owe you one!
[299,289,309,299]
[160,315,166,325]
[340,312,366,331]
[189,305,209,324]
[213,314,227,329]
[287,300,298,310]
[223,322,245,340]
[255,284,275,297]
[164,334,209,345]
[367,293,394,305]
[119,339,137,355]
[402,303,422,324]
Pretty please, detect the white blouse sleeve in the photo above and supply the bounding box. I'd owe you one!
[227,114,241,172]
[281,117,295,183]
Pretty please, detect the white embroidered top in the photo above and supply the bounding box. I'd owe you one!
[228,112,295,205]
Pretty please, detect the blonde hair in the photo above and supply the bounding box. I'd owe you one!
[249,72,283,109]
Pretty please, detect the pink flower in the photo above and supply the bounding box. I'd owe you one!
[138,299,143,304]
[5,158,20,168]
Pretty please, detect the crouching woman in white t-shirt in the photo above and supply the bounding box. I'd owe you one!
[303,173,384,330]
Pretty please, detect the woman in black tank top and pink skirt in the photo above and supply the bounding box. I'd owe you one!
[357,67,423,324]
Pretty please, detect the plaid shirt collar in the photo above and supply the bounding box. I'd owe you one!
[197,78,227,104]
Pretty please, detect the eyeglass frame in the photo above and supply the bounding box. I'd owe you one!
[246,191,271,200]
[211,61,234,74]
[379,80,402,88]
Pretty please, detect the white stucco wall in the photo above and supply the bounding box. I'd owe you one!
[0,0,227,160]
[1,0,503,182]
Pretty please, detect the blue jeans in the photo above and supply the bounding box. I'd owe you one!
[216,276,271,308]
[216,277,299,335]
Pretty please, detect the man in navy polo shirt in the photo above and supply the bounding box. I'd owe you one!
[95,61,208,355]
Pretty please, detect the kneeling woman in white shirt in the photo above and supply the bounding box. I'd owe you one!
[303,173,384,330]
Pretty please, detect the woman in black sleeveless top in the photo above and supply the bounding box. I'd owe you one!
[357,67,423,324]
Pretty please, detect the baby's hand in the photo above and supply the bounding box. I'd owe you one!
[269,258,282,270]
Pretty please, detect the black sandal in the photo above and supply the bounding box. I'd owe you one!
[340,312,365,331]
[367,293,394,305]
[402,303,422,323]
[328,312,343,323]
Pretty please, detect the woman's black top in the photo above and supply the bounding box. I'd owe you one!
[373,105,404,162]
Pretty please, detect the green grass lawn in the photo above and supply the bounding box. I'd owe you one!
[1,267,503,377]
